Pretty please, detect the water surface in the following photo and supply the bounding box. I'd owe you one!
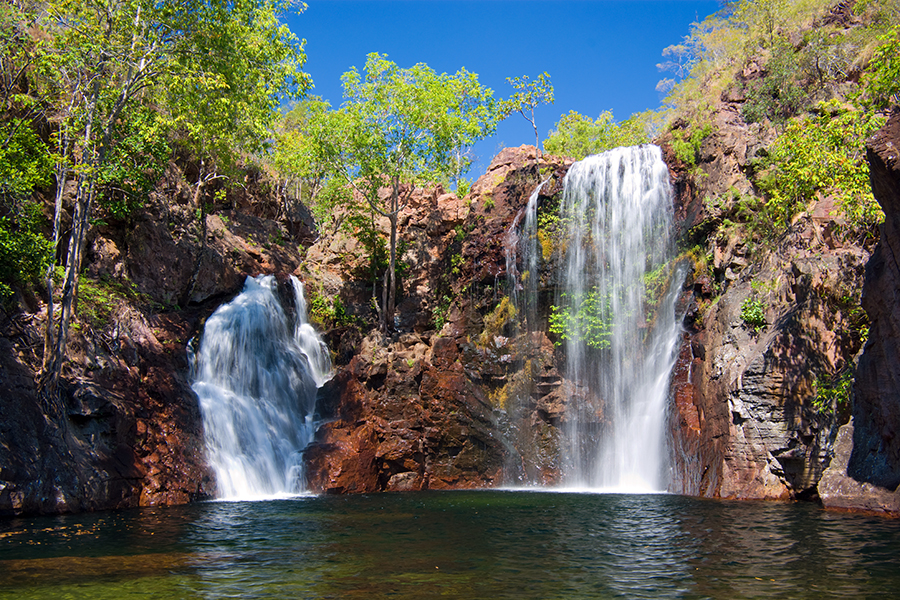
[1,491,898,599]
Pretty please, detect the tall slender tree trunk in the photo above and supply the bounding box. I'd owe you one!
[42,130,68,374]
[385,178,400,332]
[39,84,101,407]
[182,158,210,307]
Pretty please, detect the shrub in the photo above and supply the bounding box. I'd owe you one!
[756,101,885,231]
[863,27,900,108]
[670,123,713,167]
[740,297,767,332]
[549,289,613,350]
[812,369,853,416]
[742,38,808,124]
[0,201,52,301]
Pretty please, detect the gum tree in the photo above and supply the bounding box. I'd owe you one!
[319,53,502,332]
[503,72,554,153]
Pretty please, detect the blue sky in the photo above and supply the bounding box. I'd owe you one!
[284,0,721,177]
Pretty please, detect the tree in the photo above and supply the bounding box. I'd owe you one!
[544,110,649,160]
[35,0,309,401]
[502,72,554,152]
[318,53,501,332]
[272,96,350,234]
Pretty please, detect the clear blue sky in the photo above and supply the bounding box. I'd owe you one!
[284,0,721,177]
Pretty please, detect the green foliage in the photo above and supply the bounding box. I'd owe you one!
[501,72,554,149]
[272,97,349,230]
[450,252,464,276]
[0,120,53,203]
[307,289,352,329]
[346,211,389,279]
[670,123,713,167]
[863,28,900,108]
[308,53,501,328]
[740,296,767,332]
[333,53,502,189]
[432,294,452,331]
[813,369,854,416]
[0,201,52,301]
[543,110,649,160]
[75,273,161,329]
[482,196,495,211]
[549,289,613,350]
[455,178,472,198]
[96,106,171,221]
[741,38,808,123]
[655,0,858,124]
[643,263,673,308]
[756,101,886,230]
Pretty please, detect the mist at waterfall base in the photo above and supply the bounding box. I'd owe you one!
[509,145,683,493]
[4,492,900,599]
[190,275,331,500]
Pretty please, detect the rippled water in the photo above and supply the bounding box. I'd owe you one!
[2,492,899,599]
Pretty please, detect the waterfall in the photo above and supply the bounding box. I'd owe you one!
[555,145,683,492]
[191,275,332,500]
[505,179,547,333]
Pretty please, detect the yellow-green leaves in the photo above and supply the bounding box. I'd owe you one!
[757,101,885,231]
[863,28,900,109]
[544,111,649,160]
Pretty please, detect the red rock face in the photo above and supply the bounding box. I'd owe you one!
[0,306,214,516]
[847,110,900,491]
[301,146,573,493]
[664,99,872,502]
[304,335,507,493]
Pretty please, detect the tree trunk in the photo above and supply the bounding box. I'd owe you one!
[181,160,209,307]
[39,84,100,406]
[42,133,68,374]
[386,178,400,331]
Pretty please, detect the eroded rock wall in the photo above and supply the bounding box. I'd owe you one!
[664,98,870,503]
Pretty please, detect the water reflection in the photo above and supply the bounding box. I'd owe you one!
[1,493,899,599]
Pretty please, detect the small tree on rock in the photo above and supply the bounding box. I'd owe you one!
[317,53,502,333]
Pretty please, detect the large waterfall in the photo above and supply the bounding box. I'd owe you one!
[554,145,683,492]
[191,275,332,499]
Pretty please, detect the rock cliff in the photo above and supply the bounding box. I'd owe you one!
[819,109,900,513]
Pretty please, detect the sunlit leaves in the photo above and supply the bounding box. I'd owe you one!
[544,110,649,160]
[863,27,900,109]
[757,101,886,230]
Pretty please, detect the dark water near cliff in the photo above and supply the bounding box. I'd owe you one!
[2,491,899,599]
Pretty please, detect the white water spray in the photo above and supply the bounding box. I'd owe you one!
[556,145,683,492]
[191,275,332,499]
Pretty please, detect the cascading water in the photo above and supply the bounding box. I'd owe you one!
[554,145,684,492]
[191,275,332,499]
[505,180,546,332]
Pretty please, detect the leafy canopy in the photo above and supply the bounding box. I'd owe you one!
[544,110,649,160]
[332,52,501,192]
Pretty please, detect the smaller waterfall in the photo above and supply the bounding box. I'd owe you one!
[505,180,547,332]
[191,275,332,500]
